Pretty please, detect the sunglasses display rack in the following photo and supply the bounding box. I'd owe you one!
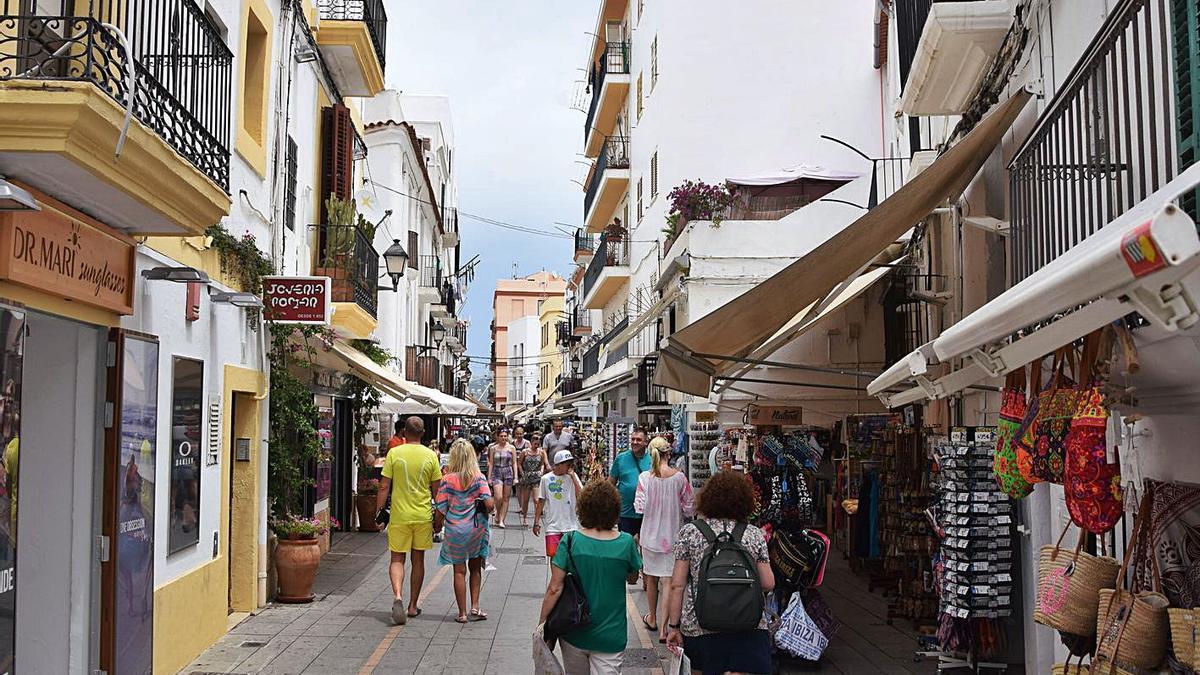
[686,421,721,489]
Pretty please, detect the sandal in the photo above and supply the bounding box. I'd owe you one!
[407,608,422,618]
[641,613,658,632]
[454,615,469,624]
[469,609,488,621]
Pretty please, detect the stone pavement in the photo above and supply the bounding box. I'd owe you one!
[181,512,938,674]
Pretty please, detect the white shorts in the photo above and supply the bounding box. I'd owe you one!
[559,640,622,675]
[641,547,675,578]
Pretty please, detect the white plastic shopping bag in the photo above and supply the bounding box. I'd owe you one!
[532,623,565,675]
[774,591,828,660]
[666,645,692,675]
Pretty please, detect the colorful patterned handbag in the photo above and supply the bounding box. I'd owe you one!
[1032,347,1078,484]
[1015,358,1044,486]
[995,367,1034,499]
[1064,328,1123,535]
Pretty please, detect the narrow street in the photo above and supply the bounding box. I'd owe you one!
[183,513,938,675]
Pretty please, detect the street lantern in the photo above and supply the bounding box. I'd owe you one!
[383,239,408,290]
[431,321,447,346]
[570,353,582,373]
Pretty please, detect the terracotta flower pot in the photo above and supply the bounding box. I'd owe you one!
[274,536,320,603]
[356,494,381,532]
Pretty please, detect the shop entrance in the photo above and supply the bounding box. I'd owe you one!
[17,310,105,674]
[331,398,353,533]
[228,390,259,613]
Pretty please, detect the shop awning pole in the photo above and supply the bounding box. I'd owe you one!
[691,351,882,378]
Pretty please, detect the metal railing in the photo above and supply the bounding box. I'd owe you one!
[584,41,630,141]
[405,346,437,389]
[318,0,387,72]
[419,255,443,289]
[314,224,380,318]
[582,341,601,379]
[582,235,630,301]
[0,0,233,190]
[584,136,630,219]
[560,376,583,397]
[638,357,668,407]
[574,229,596,254]
[1009,0,1177,281]
[572,305,593,333]
[452,324,468,349]
[603,316,629,364]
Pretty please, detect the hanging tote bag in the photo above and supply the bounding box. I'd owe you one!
[1168,607,1200,670]
[1064,328,1124,535]
[995,366,1034,499]
[1095,492,1170,673]
[774,591,829,661]
[1034,521,1120,637]
[1032,347,1079,484]
[544,533,592,643]
[1016,358,1045,486]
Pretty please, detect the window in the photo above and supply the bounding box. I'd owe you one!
[639,0,645,23]
[651,36,658,90]
[650,152,658,200]
[283,136,297,231]
[636,73,643,120]
[408,231,419,269]
[237,0,272,176]
[320,104,354,222]
[637,178,644,222]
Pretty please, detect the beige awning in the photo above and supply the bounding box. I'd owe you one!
[557,370,637,407]
[302,338,436,406]
[657,90,1031,396]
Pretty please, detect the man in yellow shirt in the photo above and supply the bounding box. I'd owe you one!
[377,416,442,625]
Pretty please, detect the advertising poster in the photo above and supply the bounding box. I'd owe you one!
[169,358,203,553]
[0,308,24,675]
[115,335,158,675]
[314,408,334,504]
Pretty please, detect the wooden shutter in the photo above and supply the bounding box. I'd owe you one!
[650,152,658,199]
[651,36,658,89]
[320,104,354,223]
[284,135,298,231]
[637,178,643,221]
[408,231,419,269]
[636,73,643,120]
[1173,0,1200,220]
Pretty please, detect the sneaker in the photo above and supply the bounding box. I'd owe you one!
[392,598,407,625]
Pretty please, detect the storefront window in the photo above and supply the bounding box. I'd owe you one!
[0,308,24,671]
[169,358,203,553]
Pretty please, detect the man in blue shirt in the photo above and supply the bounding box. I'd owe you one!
[610,427,651,537]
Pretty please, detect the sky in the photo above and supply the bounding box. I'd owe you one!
[385,1,596,378]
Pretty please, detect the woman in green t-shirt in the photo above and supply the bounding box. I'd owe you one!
[538,480,641,674]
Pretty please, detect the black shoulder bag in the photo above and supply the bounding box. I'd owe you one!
[544,533,592,642]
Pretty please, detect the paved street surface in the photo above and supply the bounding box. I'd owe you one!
[182,513,937,674]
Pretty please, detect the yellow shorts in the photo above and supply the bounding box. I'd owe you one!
[387,521,434,553]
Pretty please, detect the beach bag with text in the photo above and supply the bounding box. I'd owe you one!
[774,591,828,660]
[693,520,764,632]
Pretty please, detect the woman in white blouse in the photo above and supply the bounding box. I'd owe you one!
[633,436,695,642]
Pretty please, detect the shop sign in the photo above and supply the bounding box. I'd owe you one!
[262,276,331,324]
[1120,220,1168,278]
[748,405,803,426]
[0,192,135,314]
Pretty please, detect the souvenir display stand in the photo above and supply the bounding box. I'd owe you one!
[686,421,720,489]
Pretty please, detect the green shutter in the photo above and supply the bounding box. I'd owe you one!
[1172,0,1200,220]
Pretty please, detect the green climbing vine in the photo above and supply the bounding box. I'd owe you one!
[206,223,274,294]
[339,340,394,460]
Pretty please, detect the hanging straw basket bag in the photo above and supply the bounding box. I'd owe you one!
[1168,607,1200,671]
[1034,523,1120,637]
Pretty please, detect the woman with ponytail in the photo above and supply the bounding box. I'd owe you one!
[633,436,695,642]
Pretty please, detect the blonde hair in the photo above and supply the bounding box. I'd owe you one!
[447,439,481,486]
[648,436,671,477]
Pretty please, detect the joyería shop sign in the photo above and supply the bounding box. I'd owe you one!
[0,188,135,314]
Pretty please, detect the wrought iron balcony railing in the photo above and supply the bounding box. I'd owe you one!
[584,41,630,141]
[419,255,443,289]
[584,135,630,219]
[405,346,437,389]
[318,0,388,71]
[0,0,233,190]
[582,235,630,302]
[1009,0,1178,282]
[560,376,583,397]
[575,229,596,254]
[582,341,601,379]
[638,357,668,407]
[572,305,593,333]
[314,224,380,318]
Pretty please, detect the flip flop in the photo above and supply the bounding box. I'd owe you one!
[407,608,422,618]
[468,609,488,621]
[454,616,469,624]
[641,614,658,632]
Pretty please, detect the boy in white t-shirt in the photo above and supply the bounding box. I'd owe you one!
[532,450,583,557]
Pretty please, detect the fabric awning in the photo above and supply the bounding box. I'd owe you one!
[557,370,637,407]
[869,162,1200,408]
[379,394,436,415]
[657,90,1032,397]
[304,338,435,406]
[726,164,862,187]
[405,382,478,416]
[716,262,899,392]
[599,284,682,367]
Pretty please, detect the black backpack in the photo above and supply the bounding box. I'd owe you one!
[692,520,764,632]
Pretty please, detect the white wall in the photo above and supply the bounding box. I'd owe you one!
[507,316,541,405]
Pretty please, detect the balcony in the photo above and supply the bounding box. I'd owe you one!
[443,207,460,247]
[314,224,380,338]
[897,0,1012,115]
[1010,0,1179,281]
[637,357,669,409]
[574,229,596,263]
[584,41,631,157]
[581,236,630,310]
[0,0,233,236]
[405,346,438,389]
[446,323,468,350]
[316,0,387,97]
[418,255,444,303]
[582,341,601,379]
[572,305,593,336]
[560,376,583,397]
[584,136,630,232]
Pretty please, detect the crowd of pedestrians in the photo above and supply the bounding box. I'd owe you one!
[373,416,774,675]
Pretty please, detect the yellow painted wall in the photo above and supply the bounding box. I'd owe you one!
[152,558,229,675]
[236,0,274,177]
[538,294,566,403]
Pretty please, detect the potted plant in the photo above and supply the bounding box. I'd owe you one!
[356,477,382,532]
[270,515,335,603]
[663,180,735,251]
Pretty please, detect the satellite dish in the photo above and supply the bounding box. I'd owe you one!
[355,189,387,226]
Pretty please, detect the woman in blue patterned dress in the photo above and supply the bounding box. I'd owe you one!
[435,439,494,623]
